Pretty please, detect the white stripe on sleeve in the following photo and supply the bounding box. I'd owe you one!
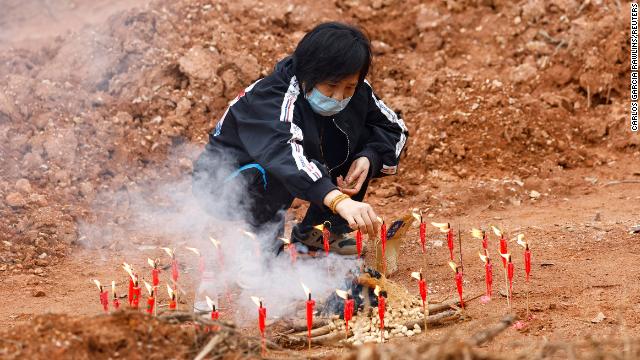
[281,76,322,182]
[365,80,408,158]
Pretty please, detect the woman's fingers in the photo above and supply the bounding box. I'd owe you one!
[360,210,375,238]
[338,187,358,196]
[353,214,367,234]
[353,169,368,193]
[345,214,357,230]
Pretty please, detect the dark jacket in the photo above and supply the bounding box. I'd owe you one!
[199,57,408,208]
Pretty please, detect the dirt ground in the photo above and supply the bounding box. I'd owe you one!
[0,0,638,359]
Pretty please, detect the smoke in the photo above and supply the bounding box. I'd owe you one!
[79,143,357,323]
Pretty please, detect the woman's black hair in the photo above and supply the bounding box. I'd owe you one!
[292,22,372,92]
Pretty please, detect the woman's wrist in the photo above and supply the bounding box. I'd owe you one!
[323,189,343,208]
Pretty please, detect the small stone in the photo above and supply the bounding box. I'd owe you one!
[33,268,44,276]
[353,340,363,346]
[32,289,46,297]
[591,312,606,323]
[413,324,421,331]
[175,98,192,116]
[6,192,26,207]
[414,327,422,334]
[407,330,415,337]
[529,190,541,199]
[15,179,32,194]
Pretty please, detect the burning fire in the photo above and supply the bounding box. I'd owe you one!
[205,295,216,311]
[470,228,484,239]
[515,234,527,248]
[335,289,349,300]
[431,222,450,232]
[373,285,381,297]
[166,284,174,299]
[448,261,458,272]
[147,258,158,268]
[279,237,291,245]
[111,280,116,294]
[251,296,263,307]
[161,247,175,258]
[143,280,153,296]
[411,209,422,223]
[500,252,511,262]
[185,247,200,256]
[122,262,135,281]
[479,252,489,263]
[301,282,311,299]
[209,236,221,248]
[92,279,102,291]
[243,231,257,240]
[410,271,422,280]
[491,225,502,237]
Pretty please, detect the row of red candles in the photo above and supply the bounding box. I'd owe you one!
[93,218,532,350]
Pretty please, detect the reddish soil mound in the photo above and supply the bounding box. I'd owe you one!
[0,0,634,276]
[0,311,196,359]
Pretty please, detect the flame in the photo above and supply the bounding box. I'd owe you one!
[411,211,422,223]
[377,216,384,224]
[313,224,324,231]
[448,261,458,272]
[243,231,257,240]
[166,284,174,298]
[335,289,349,300]
[143,281,153,296]
[111,280,116,294]
[185,247,200,256]
[479,252,488,263]
[209,236,221,249]
[279,237,291,245]
[205,296,216,310]
[491,225,502,237]
[92,279,102,291]
[147,258,156,268]
[161,247,175,258]
[122,262,135,281]
[431,222,449,232]
[471,228,484,239]
[251,296,262,307]
[515,234,527,248]
[500,252,511,262]
[410,271,422,280]
[301,282,311,298]
[374,285,381,296]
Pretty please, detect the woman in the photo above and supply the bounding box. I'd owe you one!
[193,22,408,256]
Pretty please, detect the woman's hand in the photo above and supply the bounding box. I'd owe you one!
[334,198,379,240]
[337,157,369,196]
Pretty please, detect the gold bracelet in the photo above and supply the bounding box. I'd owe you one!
[330,193,350,214]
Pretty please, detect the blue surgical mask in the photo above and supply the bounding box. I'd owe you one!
[305,88,352,116]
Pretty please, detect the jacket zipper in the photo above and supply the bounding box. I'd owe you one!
[328,118,350,174]
[319,118,351,175]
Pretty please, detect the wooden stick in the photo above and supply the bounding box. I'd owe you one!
[292,325,331,338]
[526,280,530,319]
[276,329,353,348]
[194,335,224,360]
[466,315,515,346]
[403,309,460,329]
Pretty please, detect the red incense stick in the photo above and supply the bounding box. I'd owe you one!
[356,230,363,259]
